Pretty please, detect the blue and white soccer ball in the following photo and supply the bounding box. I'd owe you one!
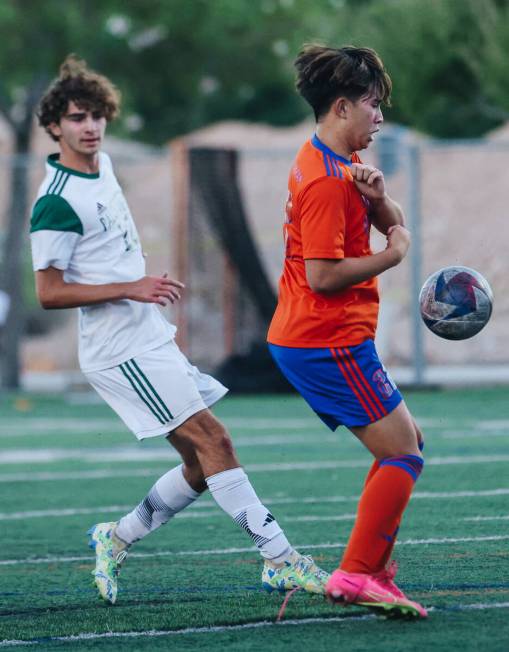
[419,266,493,340]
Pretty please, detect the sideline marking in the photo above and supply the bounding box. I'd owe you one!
[1,488,509,521]
[463,515,509,522]
[2,415,508,439]
[2,488,509,521]
[1,602,508,647]
[1,534,508,567]
[0,414,471,436]
[1,454,509,480]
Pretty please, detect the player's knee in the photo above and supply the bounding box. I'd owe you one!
[181,411,234,455]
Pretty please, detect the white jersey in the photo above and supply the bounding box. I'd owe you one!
[30,152,175,372]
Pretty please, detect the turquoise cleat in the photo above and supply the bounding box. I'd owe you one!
[87,521,128,605]
[262,551,330,595]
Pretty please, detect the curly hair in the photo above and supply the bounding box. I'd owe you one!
[37,55,121,141]
[295,44,392,121]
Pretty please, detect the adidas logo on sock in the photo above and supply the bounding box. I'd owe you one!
[263,513,275,527]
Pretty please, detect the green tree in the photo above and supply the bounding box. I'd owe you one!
[342,0,508,138]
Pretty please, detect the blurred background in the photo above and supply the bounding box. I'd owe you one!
[1,0,508,393]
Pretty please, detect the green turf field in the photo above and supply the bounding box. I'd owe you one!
[0,388,508,651]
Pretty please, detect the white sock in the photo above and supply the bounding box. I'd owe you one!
[206,467,293,562]
[116,464,200,545]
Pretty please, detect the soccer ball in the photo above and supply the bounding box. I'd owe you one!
[419,266,493,340]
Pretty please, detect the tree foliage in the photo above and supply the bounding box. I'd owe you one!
[344,0,509,138]
[1,0,508,144]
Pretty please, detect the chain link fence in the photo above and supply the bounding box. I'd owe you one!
[1,126,508,389]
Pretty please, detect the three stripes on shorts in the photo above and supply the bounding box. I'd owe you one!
[119,358,173,424]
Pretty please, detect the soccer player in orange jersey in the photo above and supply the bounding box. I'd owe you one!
[267,45,427,619]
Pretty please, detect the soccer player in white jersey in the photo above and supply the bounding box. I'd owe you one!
[30,56,328,605]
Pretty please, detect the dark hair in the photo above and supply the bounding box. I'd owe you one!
[37,55,121,141]
[295,44,392,121]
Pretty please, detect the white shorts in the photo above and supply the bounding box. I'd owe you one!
[84,340,228,440]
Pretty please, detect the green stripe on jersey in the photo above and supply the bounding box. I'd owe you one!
[47,169,63,195]
[30,195,84,234]
[54,172,70,196]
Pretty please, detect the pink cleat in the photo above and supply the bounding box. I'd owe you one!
[326,562,427,620]
[372,560,409,599]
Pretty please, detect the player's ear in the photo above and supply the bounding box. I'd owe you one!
[333,97,348,119]
[48,122,62,140]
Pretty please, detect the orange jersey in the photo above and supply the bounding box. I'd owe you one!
[267,135,379,348]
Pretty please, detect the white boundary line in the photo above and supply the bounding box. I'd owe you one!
[2,415,507,429]
[1,488,509,521]
[463,515,509,522]
[2,454,509,482]
[2,487,509,522]
[1,534,508,567]
[1,602,508,647]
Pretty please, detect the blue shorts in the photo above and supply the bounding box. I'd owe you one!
[268,339,403,431]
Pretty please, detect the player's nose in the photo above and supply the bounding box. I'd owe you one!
[84,114,99,131]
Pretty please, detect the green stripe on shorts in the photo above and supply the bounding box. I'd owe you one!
[119,363,167,424]
[129,358,174,420]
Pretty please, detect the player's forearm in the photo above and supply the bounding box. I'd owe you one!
[370,195,405,234]
[37,279,131,309]
[306,249,401,294]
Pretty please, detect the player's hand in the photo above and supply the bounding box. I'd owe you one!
[351,163,386,200]
[386,225,411,264]
[127,273,185,306]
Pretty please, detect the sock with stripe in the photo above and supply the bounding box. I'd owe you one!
[340,454,424,574]
[363,441,423,489]
[115,464,199,545]
[206,467,293,563]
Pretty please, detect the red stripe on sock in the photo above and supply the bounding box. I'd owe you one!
[330,348,377,421]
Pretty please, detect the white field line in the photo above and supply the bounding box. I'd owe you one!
[0,448,179,464]
[475,419,509,430]
[1,416,507,439]
[248,455,509,471]
[0,419,125,435]
[0,423,324,439]
[0,468,160,483]
[1,486,508,522]
[1,534,508,567]
[290,514,357,522]
[2,451,509,469]
[1,486,509,521]
[0,415,456,435]
[0,506,358,523]
[1,602,509,648]
[2,487,509,522]
[442,430,509,440]
[0,433,340,462]
[2,426,509,447]
[463,515,509,521]
[7,414,481,429]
